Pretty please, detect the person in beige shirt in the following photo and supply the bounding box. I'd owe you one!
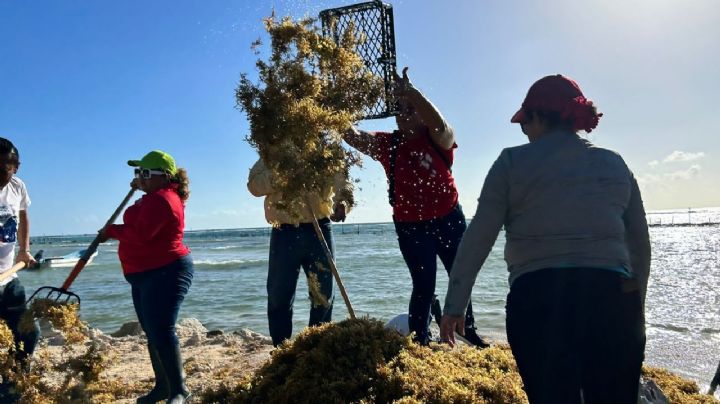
[247,158,354,346]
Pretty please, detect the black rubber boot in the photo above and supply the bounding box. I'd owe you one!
[156,343,191,404]
[462,326,491,349]
[137,345,169,404]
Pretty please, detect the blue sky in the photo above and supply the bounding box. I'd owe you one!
[2,0,719,235]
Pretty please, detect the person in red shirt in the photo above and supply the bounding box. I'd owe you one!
[344,68,486,347]
[99,150,193,404]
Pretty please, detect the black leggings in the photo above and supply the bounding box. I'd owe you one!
[506,268,645,404]
[394,204,475,344]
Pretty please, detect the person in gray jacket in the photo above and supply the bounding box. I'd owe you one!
[440,74,650,404]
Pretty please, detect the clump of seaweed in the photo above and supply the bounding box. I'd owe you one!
[236,15,383,222]
[6,299,135,402]
[197,317,720,404]
[375,344,527,404]
[0,319,16,367]
[21,298,88,344]
[197,319,526,404]
[199,318,409,403]
[307,268,330,308]
[643,366,717,403]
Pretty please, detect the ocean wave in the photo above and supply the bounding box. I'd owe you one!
[194,258,265,268]
[208,246,239,251]
[647,323,691,333]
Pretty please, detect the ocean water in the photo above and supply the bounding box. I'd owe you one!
[24,208,720,387]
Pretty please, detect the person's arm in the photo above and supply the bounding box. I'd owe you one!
[105,195,172,244]
[396,67,454,150]
[440,152,509,346]
[344,127,384,161]
[623,173,651,306]
[16,210,36,266]
[247,159,274,197]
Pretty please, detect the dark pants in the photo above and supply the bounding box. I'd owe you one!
[711,360,720,391]
[267,218,334,346]
[0,278,39,361]
[506,268,645,404]
[394,204,475,344]
[125,255,194,348]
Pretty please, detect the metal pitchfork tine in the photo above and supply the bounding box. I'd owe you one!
[28,188,137,306]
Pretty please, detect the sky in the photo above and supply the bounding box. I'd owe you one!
[1,0,719,235]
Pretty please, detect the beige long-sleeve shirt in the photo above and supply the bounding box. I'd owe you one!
[247,159,354,225]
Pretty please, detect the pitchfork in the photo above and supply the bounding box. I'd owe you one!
[28,188,136,306]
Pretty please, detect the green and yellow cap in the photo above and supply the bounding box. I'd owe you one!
[127,150,177,175]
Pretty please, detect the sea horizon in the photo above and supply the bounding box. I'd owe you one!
[29,206,720,240]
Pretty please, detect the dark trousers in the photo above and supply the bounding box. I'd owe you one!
[267,218,334,346]
[125,255,194,348]
[394,204,475,344]
[506,268,645,404]
[0,278,39,361]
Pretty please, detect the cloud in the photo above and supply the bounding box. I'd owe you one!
[648,160,659,167]
[663,151,705,163]
[638,164,702,184]
[665,164,702,180]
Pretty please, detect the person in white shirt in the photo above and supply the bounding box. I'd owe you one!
[0,137,39,400]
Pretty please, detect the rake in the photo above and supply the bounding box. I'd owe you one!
[27,188,136,306]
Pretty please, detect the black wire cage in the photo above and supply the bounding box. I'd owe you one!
[319,1,398,120]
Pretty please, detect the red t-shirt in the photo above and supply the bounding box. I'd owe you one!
[374,129,459,222]
[106,185,190,275]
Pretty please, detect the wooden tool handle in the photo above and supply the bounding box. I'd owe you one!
[61,188,137,290]
[306,196,356,319]
[0,261,27,284]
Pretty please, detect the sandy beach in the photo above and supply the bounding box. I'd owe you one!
[34,318,273,403]
[24,316,716,404]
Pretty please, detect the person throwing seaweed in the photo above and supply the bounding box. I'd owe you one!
[99,150,193,404]
[441,74,650,404]
[248,158,354,347]
[344,67,486,347]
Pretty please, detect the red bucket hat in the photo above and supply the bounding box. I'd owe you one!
[511,74,602,133]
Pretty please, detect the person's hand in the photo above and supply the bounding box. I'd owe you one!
[330,202,347,222]
[393,67,422,128]
[97,226,110,243]
[393,66,413,96]
[130,178,140,189]
[440,314,465,347]
[15,250,36,268]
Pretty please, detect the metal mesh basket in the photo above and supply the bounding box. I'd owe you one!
[320,1,398,120]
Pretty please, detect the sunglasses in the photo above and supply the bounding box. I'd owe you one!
[134,168,166,179]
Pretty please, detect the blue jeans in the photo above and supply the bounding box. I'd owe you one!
[267,219,334,346]
[394,204,475,344]
[0,279,39,361]
[125,254,194,348]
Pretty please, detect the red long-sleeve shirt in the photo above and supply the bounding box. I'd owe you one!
[106,185,190,275]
